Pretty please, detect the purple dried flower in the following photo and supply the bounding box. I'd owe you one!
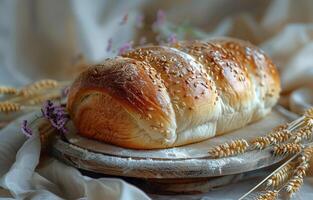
[135,14,144,28]
[139,37,147,45]
[154,10,166,27]
[41,100,69,135]
[119,13,128,25]
[21,120,33,137]
[167,33,177,44]
[106,38,113,52]
[118,41,133,55]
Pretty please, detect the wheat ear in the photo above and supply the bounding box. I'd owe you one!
[273,143,303,156]
[19,79,59,96]
[208,139,249,158]
[266,162,295,187]
[0,102,21,113]
[256,190,278,200]
[0,86,18,95]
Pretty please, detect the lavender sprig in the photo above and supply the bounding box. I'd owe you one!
[21,120,33,137]
[118,41,133,55]
[41,100,69,135]
[167,33,177,44]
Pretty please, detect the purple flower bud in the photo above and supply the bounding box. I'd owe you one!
[41,100,69,135]
[21,120,32,137]
[118,42,133,55]
[167,33,177,44]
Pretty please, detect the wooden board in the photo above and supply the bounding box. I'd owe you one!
[51,106,296,179]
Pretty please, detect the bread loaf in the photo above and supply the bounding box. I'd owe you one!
[67,38,280,149]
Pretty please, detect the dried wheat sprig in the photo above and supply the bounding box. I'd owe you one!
[238,153,300,200]
[305,107,313,119]
[290,122,313,143]
[282,145,313,197]
[255,190,278,200]
[19,79,59,96]
[208,139,249,158]
[0,102,21,113]
[266,162,295,187]
[27,93,61,105]
[284,175,304,196]
[300,146,313,162]
[0,86,18,95]
[273,143,303,156]
[251,136,272,150]
[251,124,290,150]
[294,146,313,177]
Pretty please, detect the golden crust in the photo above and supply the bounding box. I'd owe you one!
[67,57,177,149]
[123,46,219,132]
[172,40,255,110]
[210,38,281,108]
[67,38,281,149]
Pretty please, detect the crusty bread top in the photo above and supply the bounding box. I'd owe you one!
[67,38,280,149]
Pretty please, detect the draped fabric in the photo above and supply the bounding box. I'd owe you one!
[0,0,312,199]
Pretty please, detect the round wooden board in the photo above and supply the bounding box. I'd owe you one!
[52,138,285,179]
[51,106,297,179]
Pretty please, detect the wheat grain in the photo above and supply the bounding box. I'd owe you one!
[305,107,313,118]
[209,139,249,158]
[251,136,272,150]
[266,162,295,187]
[273,143,303,156]
[19,79,59,96]
[251,124,289,150]
[256,190,278,200]
[251,125,290,150]
[285,176,303,196]
[0,102,21,113]
[0,86,18,95]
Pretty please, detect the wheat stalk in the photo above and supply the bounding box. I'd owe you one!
[266,162,295,187]
[290,121,313,143]
[0,86,18,95]
[0,102,21,113]
[305,107,313,118]
[19,79,59,96]
[282,145,313,197]
[299,146,313,162]
[256,190,278,200]
[273,143,303,156]
[251,127,290,150]
[284,176,304,196]
[208,139,249,158]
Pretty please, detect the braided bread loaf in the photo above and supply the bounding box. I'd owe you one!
[67,37,280,149]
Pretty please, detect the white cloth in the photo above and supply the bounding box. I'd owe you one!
[1,0,313,199]
[0,113,150,200]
